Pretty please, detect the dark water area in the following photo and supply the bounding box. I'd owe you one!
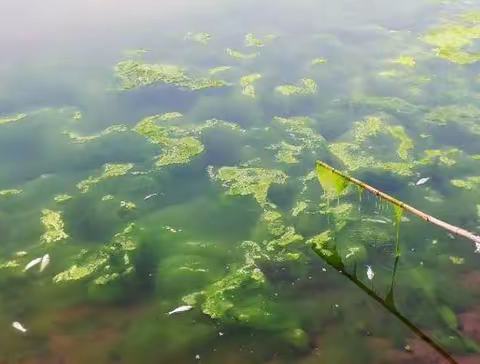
[1,0,480,363]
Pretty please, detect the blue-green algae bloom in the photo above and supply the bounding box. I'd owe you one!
[115,60,229,90]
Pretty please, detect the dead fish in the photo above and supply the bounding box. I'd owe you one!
[12,321,27,333]
[144,193,158,201]
[24,257,42,272]
[362,218,387,224]
[167,305,193,315]
[416,177,430,186]
[475,242,480,253]
[366,265,374,280]
[39,254,50,272]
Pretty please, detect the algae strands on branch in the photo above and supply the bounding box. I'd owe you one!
[315,161,480,245]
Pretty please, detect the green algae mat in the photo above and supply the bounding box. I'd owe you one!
[1,0,480,362]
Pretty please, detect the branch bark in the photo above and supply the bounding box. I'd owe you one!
[316,161,480,245]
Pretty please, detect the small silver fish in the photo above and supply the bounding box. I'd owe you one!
[167,305,193,315]
[416,177,430,186]
[362,218,387,224]
[475,242,480,253]
[39,254,50,272]
[24,257,42,272]
[12,321,27,333]
[366,265,374,280]
[144,193,158,201]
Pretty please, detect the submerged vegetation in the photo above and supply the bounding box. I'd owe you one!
[4,4,480,364]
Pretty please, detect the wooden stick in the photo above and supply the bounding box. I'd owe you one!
[316,161,480,245]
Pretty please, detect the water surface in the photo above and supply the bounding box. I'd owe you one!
[1,0,480,363]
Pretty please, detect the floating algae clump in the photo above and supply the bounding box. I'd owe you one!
[291,201,308,217]
[54,194,72,203]
[267,141,303,164]
[273,116,324,149]
[275,78,317,96]
[0,189,22,197]
[330,115,415,175]
[418,148,461,167]
[77,163,134,193]
[120,201,136,211]
[353,115,413,160]
[185,32,211,44]
[64,125,128,143]
[306,230,333,255]
[266,226,303,251]
[422,21,480,64]
[311,58,327,65]
[0,113,27,126]
[351,96,418,114]
[133,114,205,167]
[425,105,480,135]
[245,33,265,47]
[212,167,288,206]
[226,48,259,59]
[208,66,232,75]
[329,142,414,176]
[240,73,262,99]
[353,116,384,143]
[389,125,414,160]
[392,56,416,67]
[114,60,229,90]
[261,210,286,236]
[53,223,138,287]
[451,176,480,189]
[40,209,69,244]
[53,256,108,283]
[154,137,204,167]
[182,241,266,320]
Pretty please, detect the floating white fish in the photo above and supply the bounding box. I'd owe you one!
[144,193,158,201]
[39,254,50,272]
[24,257,42,272]
[167,305,193,315]
[362,218,388,224]
[366,265,374,280]
[12,321,27,333]
[475,242,480,253]
[416,177,430,186]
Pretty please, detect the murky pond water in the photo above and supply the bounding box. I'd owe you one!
[1,0,480,363]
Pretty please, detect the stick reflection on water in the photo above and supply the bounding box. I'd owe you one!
[312,247,458,364]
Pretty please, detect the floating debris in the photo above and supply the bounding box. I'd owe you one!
[39,254,50,272]
[15,251,27,257]
[12,321,27,333]
[168,305,193,315]
[24,258,42,272]
[416,177,430,186]
[366,265,374,280]
[195,354,201,360]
